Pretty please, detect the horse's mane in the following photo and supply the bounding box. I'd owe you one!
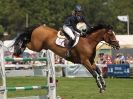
[88,24,113,34]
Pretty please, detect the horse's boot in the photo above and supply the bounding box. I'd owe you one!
[99,75,106,90]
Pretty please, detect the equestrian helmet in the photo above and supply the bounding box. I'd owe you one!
[74,4,82,12]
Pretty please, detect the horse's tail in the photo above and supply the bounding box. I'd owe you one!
[13,24,40,56]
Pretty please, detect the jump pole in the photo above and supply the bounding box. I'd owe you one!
[0,85,48,92]
[46,50,56,99]
[4,57,48,62]
[0,41,56,99]
[0,41,7,99]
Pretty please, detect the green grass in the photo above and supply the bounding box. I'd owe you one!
[0,77,133,99]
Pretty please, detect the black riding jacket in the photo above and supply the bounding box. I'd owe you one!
[64,15,91,33]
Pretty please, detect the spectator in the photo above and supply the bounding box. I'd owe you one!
[126,55,133,64]
[105,54,112,64]
[97,53,106,64]
[119,53,126,64]
[114,54,121,64]
[114,53,125,64]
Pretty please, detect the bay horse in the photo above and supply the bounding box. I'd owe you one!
[13,24,120,93]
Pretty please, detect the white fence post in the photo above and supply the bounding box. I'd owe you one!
[0,41,7,99]
[47,50,56,99]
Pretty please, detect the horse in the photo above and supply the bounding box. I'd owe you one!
[12,24,120,93]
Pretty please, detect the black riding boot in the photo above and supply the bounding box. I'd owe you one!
[65,39,75,58]
[68,39,75,49]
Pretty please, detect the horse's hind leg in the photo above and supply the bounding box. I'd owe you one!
[26,41,43,52]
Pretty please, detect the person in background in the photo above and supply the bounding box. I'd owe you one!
[104,54,112,64]
[126,55,133,64]
[119,53,125,64]
[97,53,106,64]
[114,53,125,64]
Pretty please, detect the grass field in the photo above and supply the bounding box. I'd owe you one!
[0,77,133,99]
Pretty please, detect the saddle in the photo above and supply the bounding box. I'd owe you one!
[55,29,80,48]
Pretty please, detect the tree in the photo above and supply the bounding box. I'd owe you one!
[0,25,4,33]
[0,0,132,39]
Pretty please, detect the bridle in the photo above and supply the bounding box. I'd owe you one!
[85,27,120,50]
[104,30,119,49]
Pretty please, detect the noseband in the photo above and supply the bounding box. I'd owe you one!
[108,39,119,47]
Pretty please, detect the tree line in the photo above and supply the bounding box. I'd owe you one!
[0,0,132,39]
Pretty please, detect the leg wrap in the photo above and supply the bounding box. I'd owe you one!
[90,70,102,89]
[96,66,106,89]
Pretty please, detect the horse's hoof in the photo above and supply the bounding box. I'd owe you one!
[104,87,106,90]
[102,85,106,90]
[99,89,105,93]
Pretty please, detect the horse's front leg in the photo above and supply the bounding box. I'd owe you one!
[89,69,105,93]
[95,65,106,90]
[81,59,105,93]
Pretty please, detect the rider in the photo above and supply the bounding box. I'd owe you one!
[63,4,91,49]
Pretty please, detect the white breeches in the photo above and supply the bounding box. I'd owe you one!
[63,25,75,40]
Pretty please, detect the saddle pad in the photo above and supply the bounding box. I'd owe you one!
[55,31,80,47]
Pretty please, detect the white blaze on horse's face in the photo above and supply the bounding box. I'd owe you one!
[113,31,115,34]
[107,30,116,37]
[112,31,116,35]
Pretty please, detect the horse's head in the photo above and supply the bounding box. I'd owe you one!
[102,25,120,50]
